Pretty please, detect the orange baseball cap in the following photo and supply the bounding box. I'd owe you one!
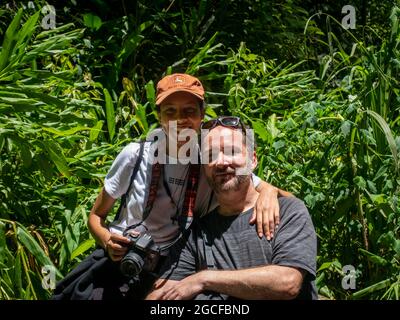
[156,73,205,105]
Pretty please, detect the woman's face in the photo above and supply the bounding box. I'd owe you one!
[159,91,204,148]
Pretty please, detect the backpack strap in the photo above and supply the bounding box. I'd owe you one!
[114,141,145,222]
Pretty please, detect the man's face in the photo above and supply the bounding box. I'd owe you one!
[203,126,257,193]
[159,91,204,148]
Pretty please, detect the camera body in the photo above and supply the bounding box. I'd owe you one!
[120,230,159,278]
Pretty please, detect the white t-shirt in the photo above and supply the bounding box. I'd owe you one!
[104,140,261,246]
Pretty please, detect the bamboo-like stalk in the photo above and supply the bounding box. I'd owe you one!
[349,116,369,252]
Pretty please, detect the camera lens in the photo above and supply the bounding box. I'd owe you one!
[120,251,145,278]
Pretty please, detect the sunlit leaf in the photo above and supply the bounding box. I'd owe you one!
[359,248,388,266]
[352,279,391,299]
[44,140,71,178]
[70,239,95,261]
[83,13,102,31]
[104,88,115,141]
[16,226,62,278]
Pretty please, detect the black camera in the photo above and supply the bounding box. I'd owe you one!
[120,230,159,278]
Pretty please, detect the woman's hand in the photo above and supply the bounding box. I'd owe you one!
[105,233,131,261]
[250,182,280,240]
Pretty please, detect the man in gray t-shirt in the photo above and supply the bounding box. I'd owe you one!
[146,118,317,300]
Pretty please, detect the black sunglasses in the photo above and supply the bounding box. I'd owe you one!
[201,116,245,131]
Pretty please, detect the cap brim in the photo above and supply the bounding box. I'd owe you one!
[156,88,204,105]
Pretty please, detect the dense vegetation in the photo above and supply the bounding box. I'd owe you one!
[0,0,399,299]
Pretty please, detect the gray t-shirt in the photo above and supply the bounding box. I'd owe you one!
[159,197,318,300]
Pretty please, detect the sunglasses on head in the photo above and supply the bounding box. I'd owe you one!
[201,116,245,131]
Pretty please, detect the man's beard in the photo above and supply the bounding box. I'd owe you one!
[207,168,251,193]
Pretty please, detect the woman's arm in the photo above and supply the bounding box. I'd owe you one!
[87,188,130,261]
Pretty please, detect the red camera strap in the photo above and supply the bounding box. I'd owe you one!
[142,162,200,221]
[181,163,200,217]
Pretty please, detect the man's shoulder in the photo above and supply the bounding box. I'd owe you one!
[278,196,310,220]
[278,196,306,208]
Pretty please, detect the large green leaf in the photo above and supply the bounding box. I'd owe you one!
[352,279,392,299]
[251,119,270,143]
[145,80,155,110]
[70,239,95,261]
[16,226,62,278]
[44,140,71,178]
[89,120,104,142]
[365,110,399,172]
[13,11,40,59]
[104,88,115,141]
[19,90,67,109]
[42,126,90,136]
[134,103,149,133]
[0,9,23,72]
[83,13,103,31]
[359,248,388,266]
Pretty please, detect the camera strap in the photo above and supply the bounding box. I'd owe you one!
[124,163,200,252]
[123,161,162,233]
[114,141,145,222]
[155,162,200,254]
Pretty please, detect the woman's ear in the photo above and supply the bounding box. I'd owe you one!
[251,151,258,170]
[200,106,205,119]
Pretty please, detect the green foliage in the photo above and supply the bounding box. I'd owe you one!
[0,0,399,300]
[0,5,147,299]
[83,13,102,31]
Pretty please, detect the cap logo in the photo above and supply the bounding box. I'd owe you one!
[174,76,184,83]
